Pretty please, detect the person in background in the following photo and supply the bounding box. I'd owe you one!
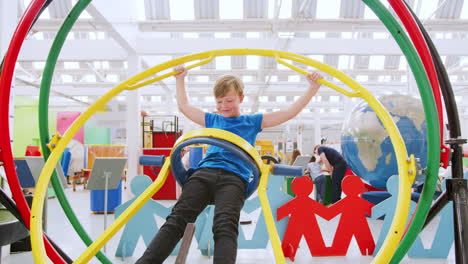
[314,144,348,203]
[307,156,326,204]
[289,149,302,165]
[136,65,324,264]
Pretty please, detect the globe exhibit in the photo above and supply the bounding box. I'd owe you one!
[340,94,427,190]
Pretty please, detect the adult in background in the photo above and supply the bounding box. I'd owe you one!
[313,144,348,203]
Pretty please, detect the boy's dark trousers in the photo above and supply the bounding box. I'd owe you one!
[136,168,247,264]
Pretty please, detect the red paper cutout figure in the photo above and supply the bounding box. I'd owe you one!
[277,176,332,261]
[327,176,375,256]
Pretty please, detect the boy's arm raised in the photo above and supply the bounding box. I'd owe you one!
[262,72,322,129]
[175,66,205,126]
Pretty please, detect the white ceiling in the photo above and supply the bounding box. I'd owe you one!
[9,0,468,132]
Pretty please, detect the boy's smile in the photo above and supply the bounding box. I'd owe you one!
[216,88,244,118]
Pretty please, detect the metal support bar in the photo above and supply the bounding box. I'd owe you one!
[446,178,468,264]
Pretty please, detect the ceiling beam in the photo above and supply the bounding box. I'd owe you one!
[136,38,468,56]
[138,19,468,33]
[32,19,468,33]
[19,37,468,61]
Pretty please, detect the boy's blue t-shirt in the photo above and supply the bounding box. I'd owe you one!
[197,112,263,182]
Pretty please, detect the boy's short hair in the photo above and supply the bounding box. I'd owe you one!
[214,75,244,98]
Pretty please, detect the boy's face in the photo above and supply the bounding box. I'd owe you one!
[215,87,244,118]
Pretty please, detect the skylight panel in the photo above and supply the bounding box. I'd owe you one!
[398,57,407,70]
[378,75,391,82]
[309,32,326,39]
[89,32,97,40]
[278,32,295,38]
[268,0,275,18]
[462,1,468,18]
[246,56,260,69]
[242,76,253,82]
[288,75,301,82]
[34,32,44,40]
[33,62,45,70]
[183,32,199,38]
[418,0,439,19]
[246,32,260,38]
[195,76,209,82]
[83,74,96,82]
[152,32,171,38]
[374,32,388,39]
[40,9,50,19]
[342,32,353,39]
[135,0,146,21]
[214,32,231,38]
[102,61,110,69]
[338,55,352,70]
[62,74,73,83]
[277,96,286,103]
[64,62,80,69]
[356,75,368,82]
[106,74,119,82]
[278,0,292,19]
[97,32,106,39]
[259,96,268,102]
[369,55,385,70]
[266,75,278,82]
[216,57,231,70]
[93,61,102,69]
[79,10,92,19]
[66,33,75,40]
[316,0,339,19]
[170,0,194,20]
[220,0,243,19]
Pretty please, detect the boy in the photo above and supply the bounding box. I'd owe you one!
[136,66,323,264]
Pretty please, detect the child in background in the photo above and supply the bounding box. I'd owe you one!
[307,156,326,203]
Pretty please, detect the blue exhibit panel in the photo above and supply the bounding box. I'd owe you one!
[90,181,122,212]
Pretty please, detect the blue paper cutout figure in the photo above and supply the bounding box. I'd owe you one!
[195,174,293,255]
[371,175,425,257]
[114,175,177,257]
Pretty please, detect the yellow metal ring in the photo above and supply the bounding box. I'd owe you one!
[31,49,414,264]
